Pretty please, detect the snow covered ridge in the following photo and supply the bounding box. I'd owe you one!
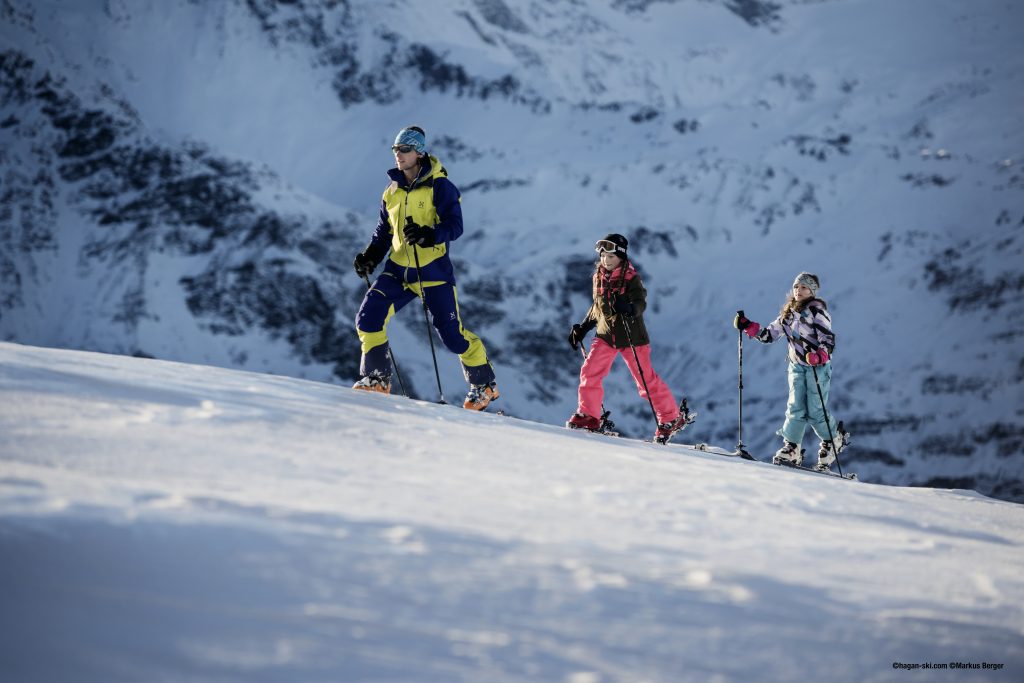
[1,0,1023,506]
[1,341,1023,682]
[243,0,788,110]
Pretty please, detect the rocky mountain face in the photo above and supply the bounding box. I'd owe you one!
[1,0,1022,501]
[1,42,365,380]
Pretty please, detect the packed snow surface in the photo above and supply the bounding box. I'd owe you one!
[1,341,1022,682]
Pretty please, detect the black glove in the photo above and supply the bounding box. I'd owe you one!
[353,243,386,278]
[568,319,597,350]
[403,219,435,247]
[611,294,635,316]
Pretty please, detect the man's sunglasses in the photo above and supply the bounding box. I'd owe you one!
[595,240,624,254]
[392,144,417,154]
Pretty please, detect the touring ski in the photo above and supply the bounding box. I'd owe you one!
[673,442,757,460]
[667,442,855,479]
[773,459,858,481]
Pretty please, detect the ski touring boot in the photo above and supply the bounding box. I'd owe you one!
[463,381,499,411]
[772,440,803,467]
[352,372,391,395]
[815,422,850,471]
[566,409,618,436]
[654,398,697,444]
[567,412,602,432]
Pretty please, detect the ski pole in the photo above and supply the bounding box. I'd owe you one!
[810,363,845,476]
[734,310,753,459]
[619,313,661,429]
[409,227,446,405]
[360,274,408,398]
[398,164,445,404]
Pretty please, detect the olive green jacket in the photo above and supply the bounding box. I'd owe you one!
[583,263,650,349]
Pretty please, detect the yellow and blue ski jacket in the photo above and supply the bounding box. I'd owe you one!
[367,155,462,285]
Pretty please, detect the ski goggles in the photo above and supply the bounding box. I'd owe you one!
[595,240,626,255]
[392,144,418,154]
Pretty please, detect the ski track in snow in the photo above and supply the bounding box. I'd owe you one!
[1,342,1022,682]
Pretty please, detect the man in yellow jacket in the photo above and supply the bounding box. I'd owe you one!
[352,126,498,410]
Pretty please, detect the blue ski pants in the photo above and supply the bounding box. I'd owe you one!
[355,269,494,386]
[777,361,838,446]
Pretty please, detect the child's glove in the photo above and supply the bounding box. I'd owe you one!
[611,295,635,316]
[805,349,830,366]
[568,319,597,350]
[733,313,760,338]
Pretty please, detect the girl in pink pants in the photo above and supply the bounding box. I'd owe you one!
[566,233,691,442]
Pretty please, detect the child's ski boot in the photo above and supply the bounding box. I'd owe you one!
[566,410,618,436]
[772,440,802,466]
[815,422,850,471]
[567,412,601,431]
[653,399,697,444]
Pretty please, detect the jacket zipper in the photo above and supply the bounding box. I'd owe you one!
[400,163,428,283]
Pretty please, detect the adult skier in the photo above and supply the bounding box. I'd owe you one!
[733,272,850,469]
[351,126,498,410]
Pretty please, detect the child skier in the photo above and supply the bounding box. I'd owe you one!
[566,234,691,443]
[733,272,849,469]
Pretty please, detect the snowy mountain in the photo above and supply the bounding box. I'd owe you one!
[2,341,1023,682]
[1,0,1022,501]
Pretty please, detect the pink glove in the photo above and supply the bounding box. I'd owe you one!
[805,349,830,366]
[733,312,760,338]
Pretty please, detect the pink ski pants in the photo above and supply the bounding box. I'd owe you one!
[578,337,680,424]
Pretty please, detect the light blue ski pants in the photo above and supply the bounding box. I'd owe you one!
[777,362,838,446]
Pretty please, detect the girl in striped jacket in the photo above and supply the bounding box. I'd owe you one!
[733,272,849,469]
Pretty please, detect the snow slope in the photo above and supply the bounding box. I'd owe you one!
[1,341,1022,682]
